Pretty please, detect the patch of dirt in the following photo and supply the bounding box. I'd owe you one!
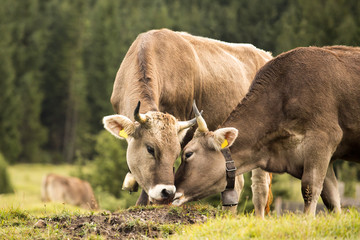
[42,205,218,239]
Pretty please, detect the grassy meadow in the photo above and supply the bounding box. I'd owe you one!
[1,164,359,239]
[0,164,89,215]
[173,209,360,239]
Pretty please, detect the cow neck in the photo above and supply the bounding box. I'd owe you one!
[139,100,159,113]
[223,86,283,174]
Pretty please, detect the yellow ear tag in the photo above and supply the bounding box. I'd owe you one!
[221,139,228,149]
[119,129,128,138]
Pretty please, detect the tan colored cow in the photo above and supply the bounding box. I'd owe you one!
[41,174,98,210]
[174,46,360,216]
[103,28,272,215]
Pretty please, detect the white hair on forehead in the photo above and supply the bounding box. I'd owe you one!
[141,111,180,143]
[144,111,177,126]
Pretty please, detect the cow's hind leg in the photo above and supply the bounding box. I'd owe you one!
[251,168,271,218]
[320,162,341,213]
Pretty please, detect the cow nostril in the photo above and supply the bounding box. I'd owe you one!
[161,189,172,199]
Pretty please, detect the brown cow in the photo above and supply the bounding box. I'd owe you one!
[174,46,360,215]
[41,174,98,210]
[103,28,272,214]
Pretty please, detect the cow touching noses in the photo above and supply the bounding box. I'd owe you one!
[148,184,176,203]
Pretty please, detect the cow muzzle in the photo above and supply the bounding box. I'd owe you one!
[148,184,176,204]
[172,192,187,206]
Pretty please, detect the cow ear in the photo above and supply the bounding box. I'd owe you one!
[212,127,238,150]
[103,115,135,140]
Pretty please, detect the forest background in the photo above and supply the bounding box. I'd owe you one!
[1,0,359,209]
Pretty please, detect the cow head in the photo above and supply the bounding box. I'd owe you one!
[173,102,238,206]
[103,102,196,203]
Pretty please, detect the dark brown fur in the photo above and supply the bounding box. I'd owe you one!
[230,46,360,215]
[175,46,360,215]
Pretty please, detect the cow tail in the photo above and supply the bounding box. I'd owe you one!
[265,173,273,215]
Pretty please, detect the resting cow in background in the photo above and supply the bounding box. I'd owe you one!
[173,46,360,216]
[103,28,272,215]
[41,174,98,210]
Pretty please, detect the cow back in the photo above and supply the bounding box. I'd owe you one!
[110,28,272,131]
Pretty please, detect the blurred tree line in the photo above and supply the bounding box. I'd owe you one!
[0,0,359,207]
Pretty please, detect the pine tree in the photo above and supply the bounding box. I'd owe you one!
[40,0,89,163]
[276,0,360,54]
[0,0,47,163]
[0,1,22,163]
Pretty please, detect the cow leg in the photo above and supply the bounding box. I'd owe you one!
[251,168,271,218]
[136,189,150,206]
[235,174,245,201]
[301,130,341,215]
[221,174,244,214]
[301,149,333,215]
[320,162,341,213]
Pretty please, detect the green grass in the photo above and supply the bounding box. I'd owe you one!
[0,207,92,239]
[172,209,360,239]
[0,164,97,239]
[1,207,359,240]
[1,164,359,239]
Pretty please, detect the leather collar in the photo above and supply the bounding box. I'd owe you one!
[220,147,236,190]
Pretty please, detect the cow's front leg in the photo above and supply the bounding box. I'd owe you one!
[251,168,271,218]
[320,162,341,213]
[221,174,244,214]
[136,189,150,206]
[123,172,149,205]
[301,151,332,215]
[301,130,341,215]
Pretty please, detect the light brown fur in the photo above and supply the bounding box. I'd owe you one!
[41,174,98,210]
[106,28,273,210]
[111,29,271,126]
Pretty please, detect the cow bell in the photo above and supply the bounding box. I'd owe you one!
[221,189,239,206]
[122,172,139,193]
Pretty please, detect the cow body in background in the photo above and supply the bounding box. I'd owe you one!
[41,174,98,210]
[103,28,272,215]
[174,46,360,215]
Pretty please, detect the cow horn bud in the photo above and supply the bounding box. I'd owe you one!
[193,100,208,132]
[134,101,147,124]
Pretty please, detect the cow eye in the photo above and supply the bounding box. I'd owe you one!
[185,152,193,159]
[146,145,155,156]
